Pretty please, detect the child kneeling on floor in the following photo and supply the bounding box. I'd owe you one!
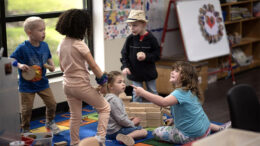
[104,71,148,145]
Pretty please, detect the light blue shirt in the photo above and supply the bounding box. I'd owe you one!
[171,89,210,137]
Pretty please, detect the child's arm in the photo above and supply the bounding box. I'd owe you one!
[110,98,135,127]
[132,85,178,107]
[44,58,55,72]
[120,40,131,72]
[83,52,103,78]
[122,68,131,76]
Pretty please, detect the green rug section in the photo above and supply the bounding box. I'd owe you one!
[142,138,174,146]
[83,112,98,120]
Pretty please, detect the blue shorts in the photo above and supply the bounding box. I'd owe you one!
[106,126,142,139]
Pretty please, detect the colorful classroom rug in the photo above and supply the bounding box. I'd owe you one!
[29,105,222,146]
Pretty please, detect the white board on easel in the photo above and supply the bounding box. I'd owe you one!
[175,0,230,62]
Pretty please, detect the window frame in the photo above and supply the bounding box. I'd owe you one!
[0,0,93,78]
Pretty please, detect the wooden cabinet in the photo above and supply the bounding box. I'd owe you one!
[208,0,260,78]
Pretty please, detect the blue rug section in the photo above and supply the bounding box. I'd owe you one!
[52,121,154,146]
[30,105,224,146]
[30,105,96,130]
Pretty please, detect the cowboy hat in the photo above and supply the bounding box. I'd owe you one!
[126,10,148,23]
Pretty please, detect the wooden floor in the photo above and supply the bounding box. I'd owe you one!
[202,67,260,123]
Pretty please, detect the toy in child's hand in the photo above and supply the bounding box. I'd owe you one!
[137,52,145,61]
[22,66,36,81]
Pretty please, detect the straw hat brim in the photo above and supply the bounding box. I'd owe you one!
[125,19,148,23]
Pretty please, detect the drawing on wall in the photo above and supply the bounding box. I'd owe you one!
[132,0,144,9]
[199,4,224,44]
[104,24,130,40]
[104,0,163,40]
[104,10,130,25]
[104,0,131,11]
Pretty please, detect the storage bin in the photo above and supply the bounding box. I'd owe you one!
[23,132,53,146]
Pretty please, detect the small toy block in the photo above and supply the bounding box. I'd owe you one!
[125,107,130,112]
[119,92,127,98]
[145,107,161,112]
[146,112,162,120]
[128,102,159,108]
[129,107,146,112]
[147,119,163,127]
[131,112,147,120]
[140,121,147,127]
[54,141,67,146]
[161,108,172,117]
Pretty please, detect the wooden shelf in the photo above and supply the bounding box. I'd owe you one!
[231,37,260,48]
[211,0,260,80]
[221,0,251,6]
[225,17,260,24]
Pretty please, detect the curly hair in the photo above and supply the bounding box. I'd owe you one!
[56,9,91,40]
[172,61,202,101]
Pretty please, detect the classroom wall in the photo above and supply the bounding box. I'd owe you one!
[32,0,174,108]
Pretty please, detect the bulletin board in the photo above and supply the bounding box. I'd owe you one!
[176,0,230,62]
[103,0,164,40]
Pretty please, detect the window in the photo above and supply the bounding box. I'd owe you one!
[0,0,93,77]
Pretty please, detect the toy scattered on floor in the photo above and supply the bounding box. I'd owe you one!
[54,141,68,146]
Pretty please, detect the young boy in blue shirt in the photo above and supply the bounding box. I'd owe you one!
[121,10,160,102]
[10,16,60,134]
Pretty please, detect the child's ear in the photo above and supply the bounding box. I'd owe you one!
[108,83,112,89]
[26,29,31,35]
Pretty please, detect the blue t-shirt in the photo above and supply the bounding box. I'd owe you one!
[170,89,210,138]
[10,40,51,93]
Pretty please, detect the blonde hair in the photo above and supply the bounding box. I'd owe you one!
[23,16,44,32]
[172,61,203,101]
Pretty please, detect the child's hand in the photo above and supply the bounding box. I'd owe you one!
[122,68,131,76]
[44,63,55,72]
[131,117,141,126]
[165,118,174,126]
[18,63,29,71]
[99,84,107,95]
[95,84,107,95]
[131,85,145,97]
[137,52,146,61]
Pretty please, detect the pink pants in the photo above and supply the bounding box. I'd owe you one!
[64,84,110,145]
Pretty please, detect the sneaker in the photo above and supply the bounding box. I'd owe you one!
[219,121,232,131]
[116,133,135,146]
[45,120,61,135]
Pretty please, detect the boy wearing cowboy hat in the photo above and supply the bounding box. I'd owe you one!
[121,10,160,102]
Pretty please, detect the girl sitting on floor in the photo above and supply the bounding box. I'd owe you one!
[133,61,231,144]
[104,71,148,146]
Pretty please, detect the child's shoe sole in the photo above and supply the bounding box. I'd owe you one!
[116,133,135,146]
[78,137,101,146]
